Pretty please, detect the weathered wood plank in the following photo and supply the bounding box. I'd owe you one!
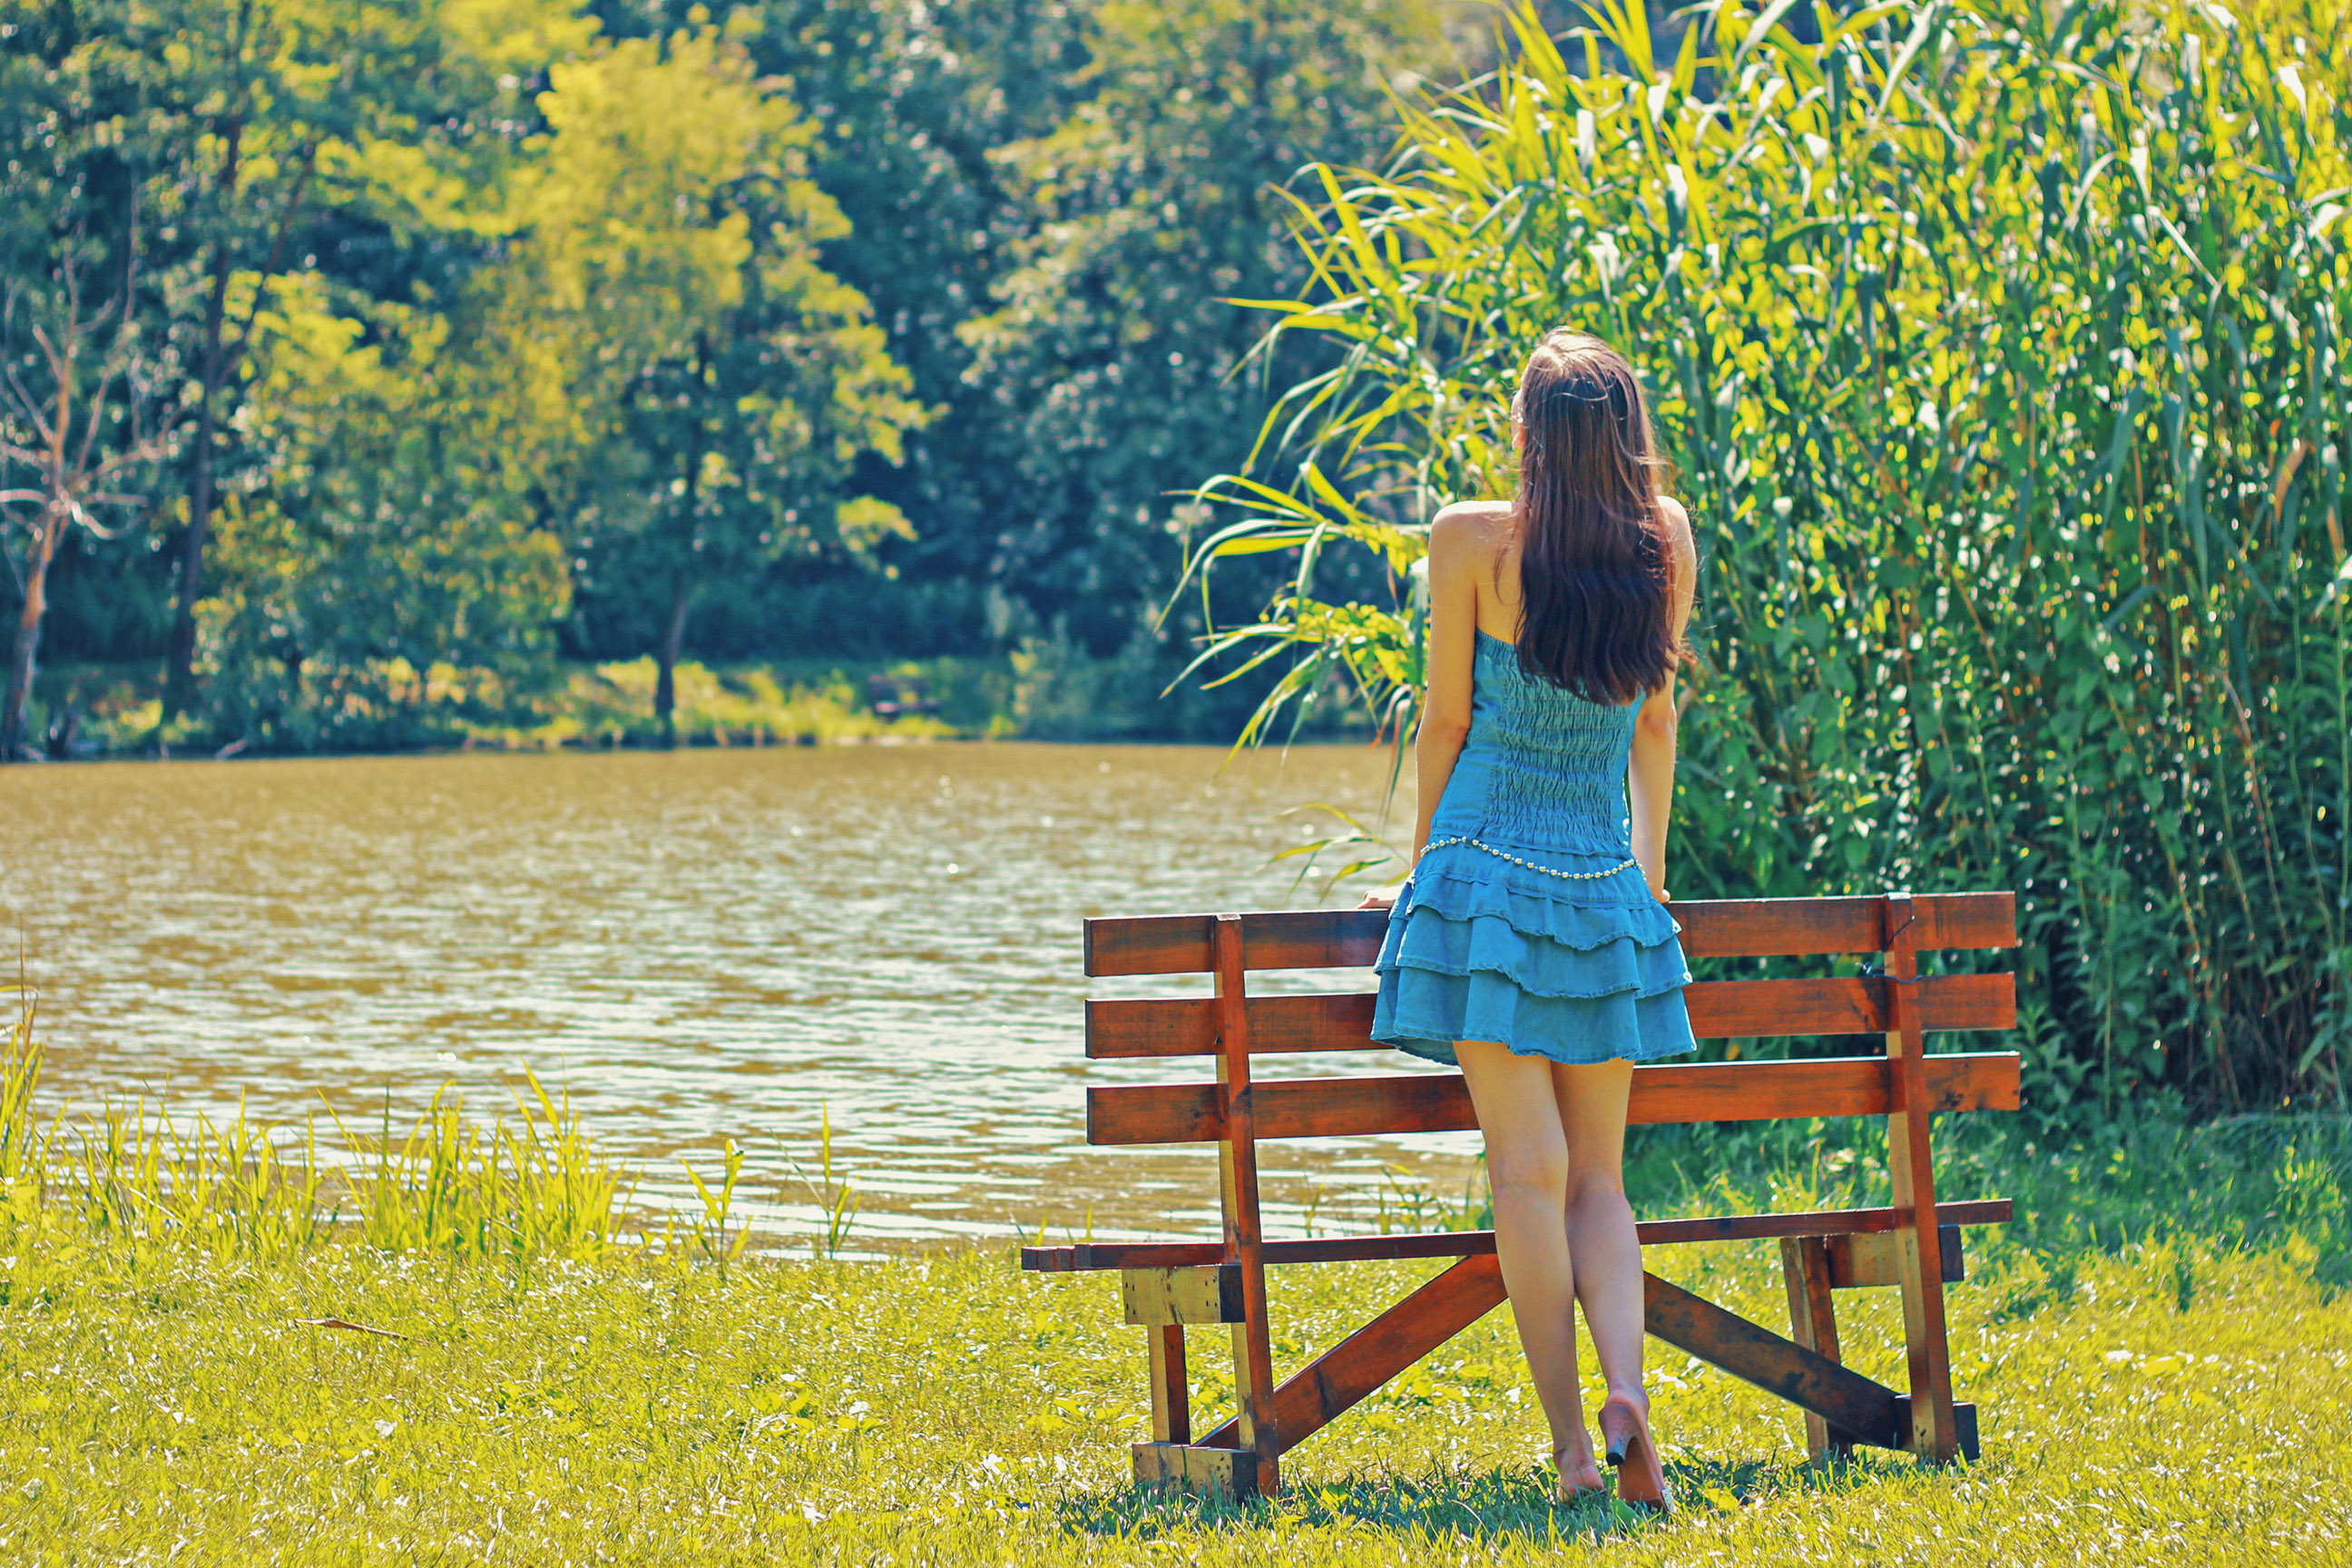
[1082,893,2017,976]
[1679,892,2017,959]
[1828,1225,1965,1289]
[1085,993,1376,1060]
[1017,1199,2014,1273]
[1211,916,1281,1498]
[1132,1441,1253,1497]
[1147,1325,1190,1445]
[1781,1236,1845,1458]
[1122,1265,1245,1326]
[1085,1053,2022,1144]
[1643,1271,1902,1445]
[1084,910,1385,977]
[1882,895,1961,1464]
[1689,973,2014,1039]
[1194,1254,1507,1455]
[1084,975,2014,1060]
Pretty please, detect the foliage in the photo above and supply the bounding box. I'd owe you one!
[513,24,927,742]
[0,3,175,760]
[22,650,1022,752]
[531,656,956,746]
[1182,0,2352,1117]
[714,0,1095,645]
[198,277,575,750]
[105,0,591,711]
[1,0,1484,750]
[956,0,1446,662]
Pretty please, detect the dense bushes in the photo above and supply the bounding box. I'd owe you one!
[1191,0,2350,1116]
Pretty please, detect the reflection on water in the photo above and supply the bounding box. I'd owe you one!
[2,743,1476,1249]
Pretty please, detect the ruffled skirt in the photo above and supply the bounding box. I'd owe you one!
[1370,843,1697,1067]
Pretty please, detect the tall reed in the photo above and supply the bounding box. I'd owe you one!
[1181,0,2351,1117]
[1,988,635,1261]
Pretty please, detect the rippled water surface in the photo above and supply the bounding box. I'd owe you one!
[4,744,1477,1249]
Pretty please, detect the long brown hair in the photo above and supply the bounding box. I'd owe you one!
[1507,329,1684,704]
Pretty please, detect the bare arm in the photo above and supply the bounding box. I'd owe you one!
[1362,510,1482,908]
[1627,497,1698,901]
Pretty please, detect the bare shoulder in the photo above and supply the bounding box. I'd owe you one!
[1655,495,1697,570]
[1427,498,1514,562]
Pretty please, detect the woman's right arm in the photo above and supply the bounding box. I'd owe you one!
[1364,511,1481,908]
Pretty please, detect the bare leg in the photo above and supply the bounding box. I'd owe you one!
[1549,1057,1646,1406]
[1455,1039,1597,1487]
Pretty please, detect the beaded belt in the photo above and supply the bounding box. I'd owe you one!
[1420,835,1639,882]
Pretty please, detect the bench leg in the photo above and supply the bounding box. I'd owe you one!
[1882,895,1962,1464]
[1148,1324,1191,1446]
[1212,915,1280,1497]
[1779,1236,1857,1460]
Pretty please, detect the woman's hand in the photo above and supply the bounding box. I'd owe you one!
[1647,881,1671,904]
[1357,880,1405,912]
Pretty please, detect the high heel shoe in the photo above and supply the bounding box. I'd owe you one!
[1597,1393,1673,1514]
[1553,1433,1605,1502]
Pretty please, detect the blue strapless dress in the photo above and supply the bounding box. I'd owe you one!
[1372,630,1697,1066]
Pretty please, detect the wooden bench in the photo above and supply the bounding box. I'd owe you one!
[1021,892,2022,1499]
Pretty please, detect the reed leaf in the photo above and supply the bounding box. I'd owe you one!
[1180,0,2352,1117]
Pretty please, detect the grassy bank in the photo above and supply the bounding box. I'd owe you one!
[3,1187,2347,1563]
[4,989,2348,1563]
[22,625,1375,758]
[26,657,975,757]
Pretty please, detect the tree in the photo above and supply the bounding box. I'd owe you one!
[194,273,575,750]
[134,0,593,720]
[512,26,926,742]
[727,0,1093,643]
[956,0,1446,656]
[0,238,171,760]
[134,0,596,748]
[0,6,172,760]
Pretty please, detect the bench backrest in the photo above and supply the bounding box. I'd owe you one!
[1083,893,2022,1149]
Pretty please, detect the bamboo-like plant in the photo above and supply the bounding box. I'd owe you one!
[1177,0,2350,1114]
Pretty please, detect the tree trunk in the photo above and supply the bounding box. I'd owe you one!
[2,515,60,763]
[164,118,246,723]
[163,240,233,722]
[654,577,691,750]
[653,391,705,751]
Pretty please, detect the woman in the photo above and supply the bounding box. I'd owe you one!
[1364,329,1696,1510]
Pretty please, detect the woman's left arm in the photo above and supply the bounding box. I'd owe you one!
[1628,498,1698,901]
[1358,507,1484,910]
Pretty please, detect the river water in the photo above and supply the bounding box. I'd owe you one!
[2,744,1479,1251]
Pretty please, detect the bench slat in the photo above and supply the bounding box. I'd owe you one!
[1084,910,1385,977]
[1085,1052,2021,1144]
[1690,972,2015,1037]
[1680,893,2016,959]
[1085,973,2016,1059]
[1018,1198,2014,1272]
[1083,893,2017,976]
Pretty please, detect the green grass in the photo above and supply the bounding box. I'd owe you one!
[5,995,2350,1563]
[1,1203,2346,1563]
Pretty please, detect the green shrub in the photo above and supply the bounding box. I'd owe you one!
[1183,0,2351,1118]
